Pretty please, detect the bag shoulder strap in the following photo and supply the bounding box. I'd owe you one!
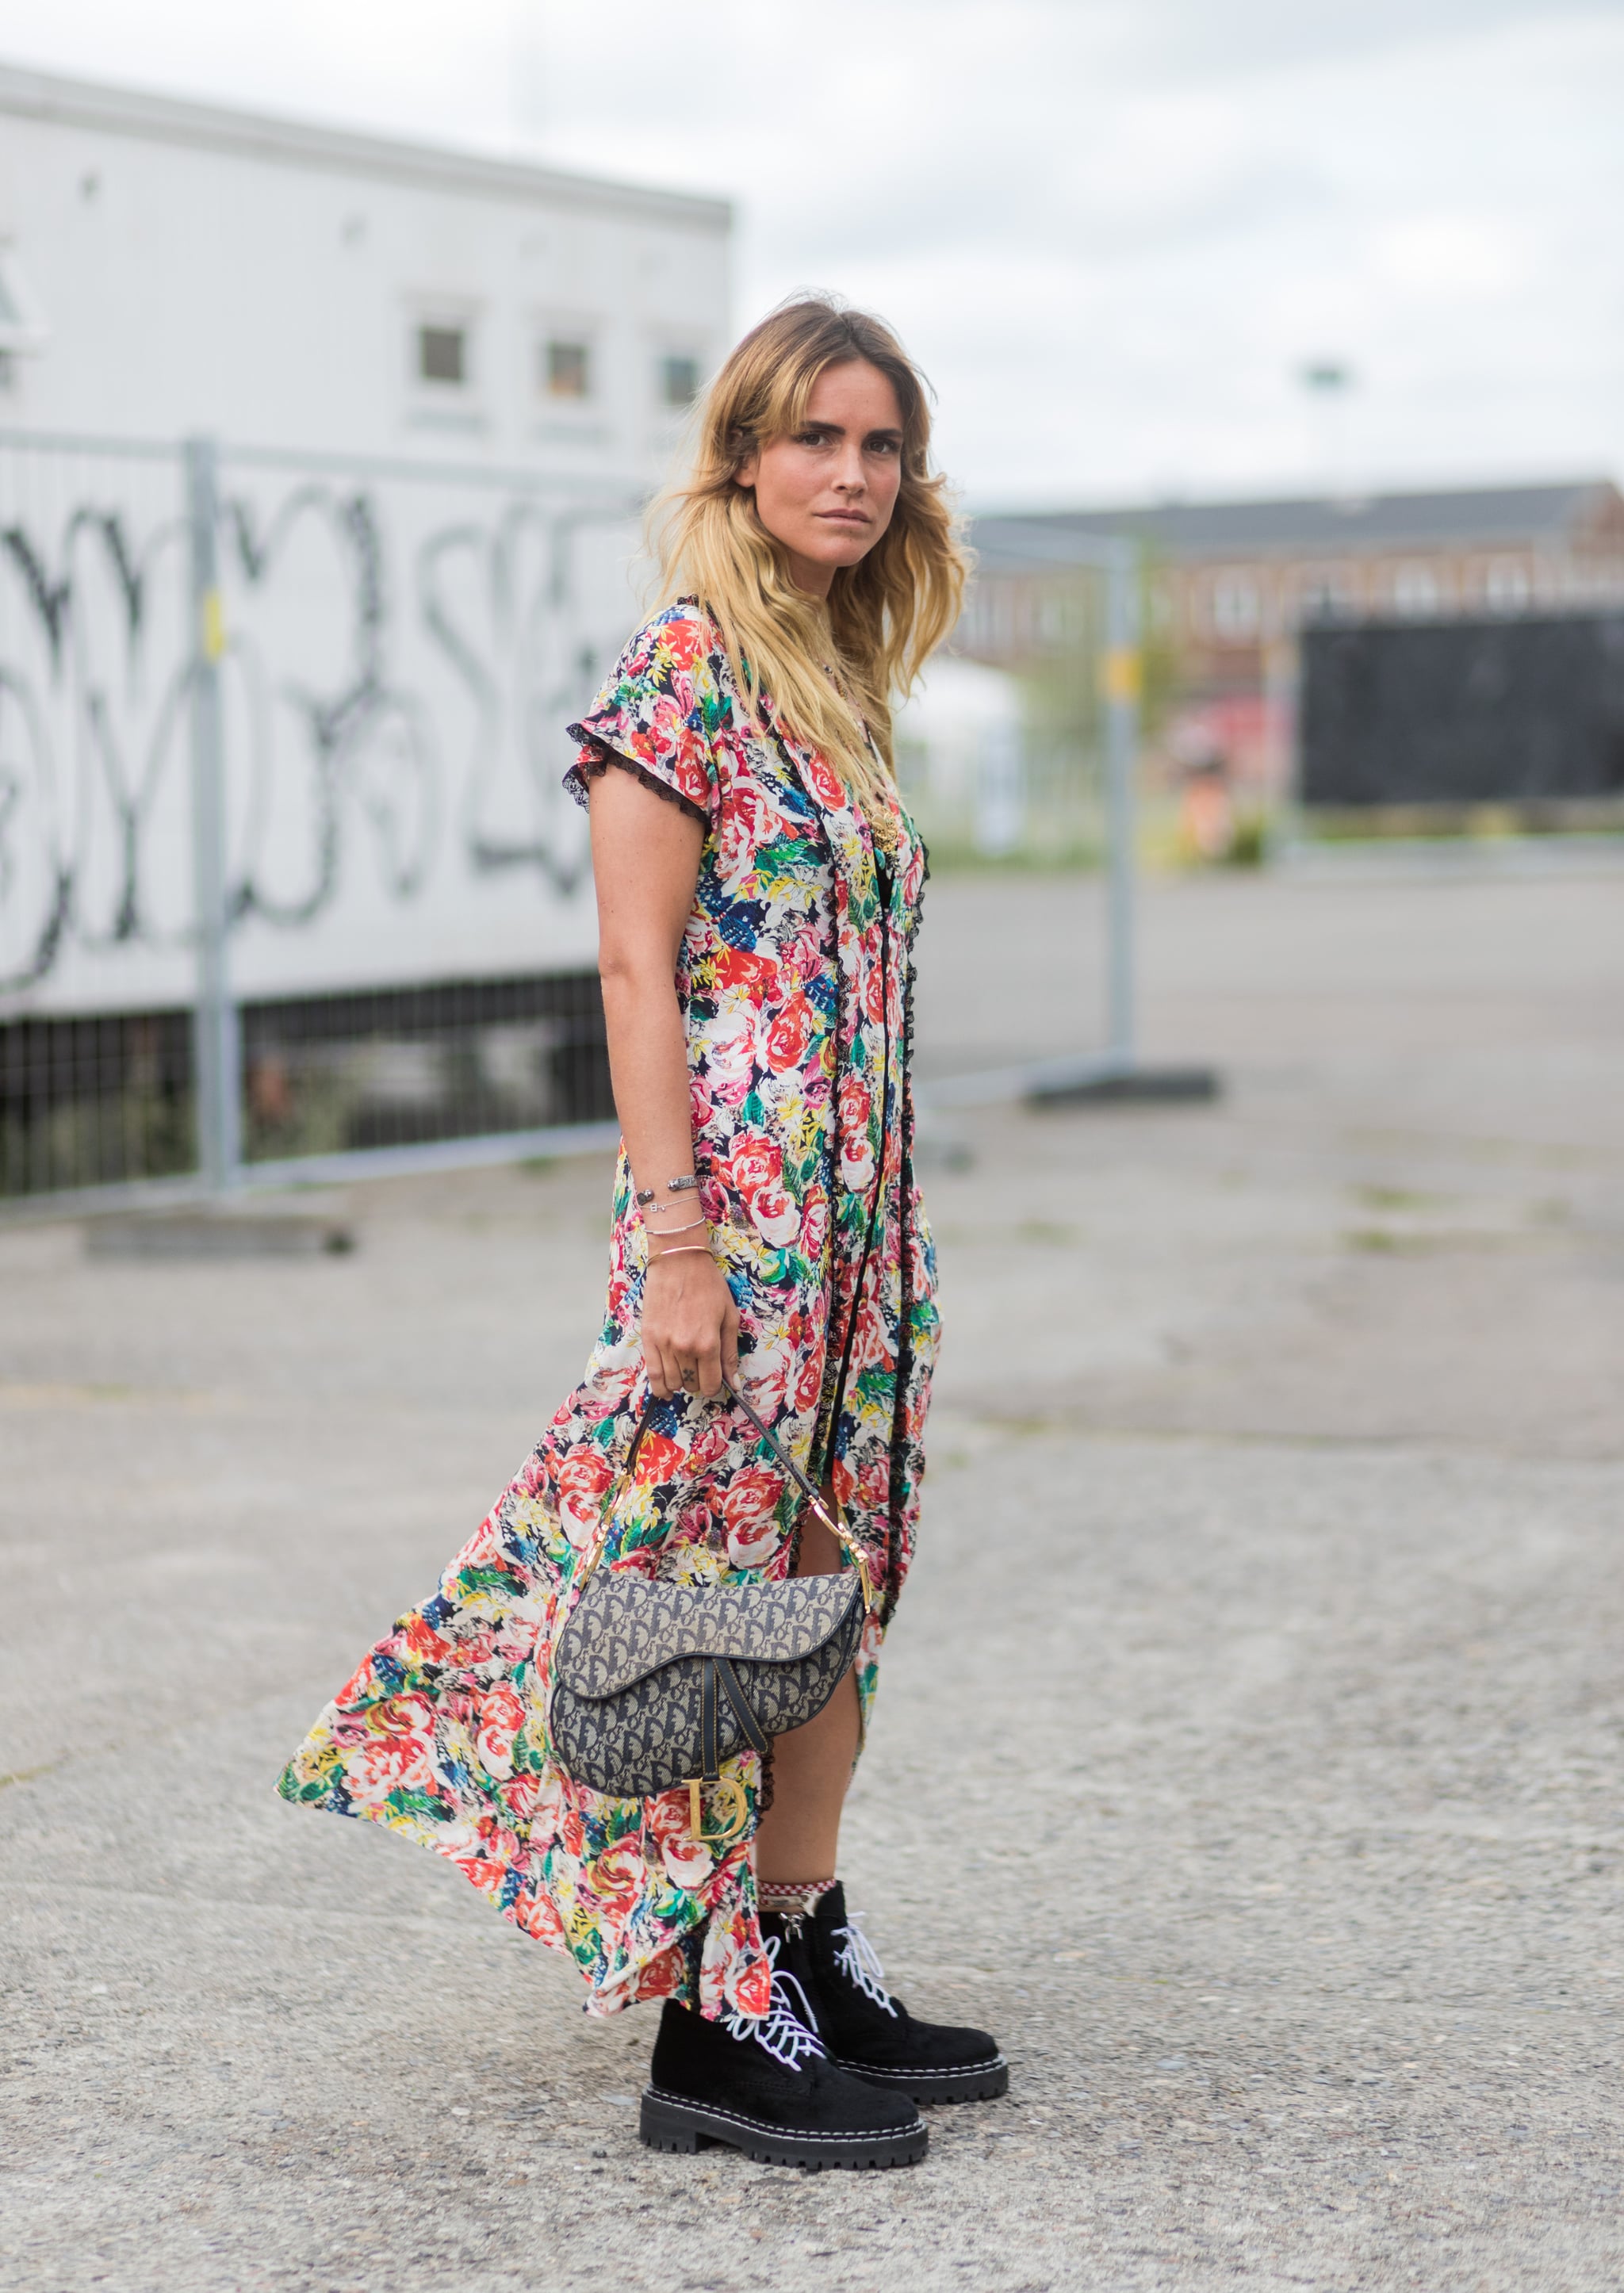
[565,1379,877,1615]
[722,1379,874,1606]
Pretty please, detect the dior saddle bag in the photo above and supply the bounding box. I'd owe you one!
[545,1379,877,1839]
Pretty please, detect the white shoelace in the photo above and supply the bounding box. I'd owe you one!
[833,1909,899,2018]
[723,1937,825,2071]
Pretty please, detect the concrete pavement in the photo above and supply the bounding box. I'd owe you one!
[2,856,1622,2291]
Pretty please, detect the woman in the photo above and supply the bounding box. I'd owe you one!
[279,297,1006,2172]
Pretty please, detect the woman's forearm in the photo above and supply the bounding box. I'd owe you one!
[599,964,698,1215]
[588,764,737,1395]
[589,765,707,1223]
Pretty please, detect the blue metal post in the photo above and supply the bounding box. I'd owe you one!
[185,435,240,1191]
[1101,536,1141,1072]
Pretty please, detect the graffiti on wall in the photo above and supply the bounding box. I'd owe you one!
[0,450,640,1007]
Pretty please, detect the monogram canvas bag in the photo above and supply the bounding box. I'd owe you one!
[546,1380,878,1841]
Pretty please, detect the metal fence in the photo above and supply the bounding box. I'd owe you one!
[898,553,1126,871]
[0,429,643,1200]
[902,533,1147,1101]
[0,974,617,1201]
[0,428,1148,1207]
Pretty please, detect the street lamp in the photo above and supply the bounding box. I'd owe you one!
[1299,360,1357,497]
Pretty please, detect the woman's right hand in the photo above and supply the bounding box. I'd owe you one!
[641,1248,741,1401]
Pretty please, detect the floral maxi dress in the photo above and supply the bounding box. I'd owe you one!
[278,603,939,2022]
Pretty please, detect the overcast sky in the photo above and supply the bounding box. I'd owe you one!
[2,0,1621,507]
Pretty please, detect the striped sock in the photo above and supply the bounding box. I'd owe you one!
[759,1878,837,1920]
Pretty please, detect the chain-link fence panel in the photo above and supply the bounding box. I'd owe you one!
[0,432,640,1199]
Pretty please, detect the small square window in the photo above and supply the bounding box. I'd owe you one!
[1391,562,1440,615]
[418,324,467,387]
[545,339,591,399]
[1485,557,1530,611]
[659,352,702,410]
[1212,575,1260,637]
[1299,568,1355,621]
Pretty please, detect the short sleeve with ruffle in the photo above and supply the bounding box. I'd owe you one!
[565,605,726,829]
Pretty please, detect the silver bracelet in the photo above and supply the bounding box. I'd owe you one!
[636,1175,699,1208]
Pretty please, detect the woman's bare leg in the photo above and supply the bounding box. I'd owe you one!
[753,1500,860,1885]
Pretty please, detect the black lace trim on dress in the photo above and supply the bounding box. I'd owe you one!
[565,741,708,828]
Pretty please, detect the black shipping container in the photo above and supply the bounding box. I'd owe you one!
[1300,611,1624,808]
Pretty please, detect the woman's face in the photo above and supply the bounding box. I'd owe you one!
[737,359,906,599]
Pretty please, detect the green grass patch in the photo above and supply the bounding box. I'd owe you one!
[1348,1185,1452,1212]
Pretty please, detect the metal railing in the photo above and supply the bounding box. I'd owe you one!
[914,530,1145,1097]
[0,427,644,1201]
[0,430,1154,1209]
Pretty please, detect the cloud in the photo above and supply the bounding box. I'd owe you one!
[0,0,1619,499]
[1102,0,1624,81]
[1371,216,1533,298]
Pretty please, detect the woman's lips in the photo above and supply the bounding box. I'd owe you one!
[818,511,871,526]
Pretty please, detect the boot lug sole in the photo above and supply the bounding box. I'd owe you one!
[837,2055,1010,2104]
[640,2085,928,2171]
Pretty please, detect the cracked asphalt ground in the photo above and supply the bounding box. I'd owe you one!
[3,856,1622,2291]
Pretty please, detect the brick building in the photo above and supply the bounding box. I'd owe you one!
[963,480,1624,794]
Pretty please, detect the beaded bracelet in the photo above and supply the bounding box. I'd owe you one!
[635,1176,700,1208]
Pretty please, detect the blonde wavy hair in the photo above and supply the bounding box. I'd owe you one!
[649,296,969,808]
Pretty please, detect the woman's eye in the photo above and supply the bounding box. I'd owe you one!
[868,437,901,456]
[795,429,831,448]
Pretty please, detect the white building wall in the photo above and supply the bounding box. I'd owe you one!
[0,64,729,473]
[0,67,732,1019]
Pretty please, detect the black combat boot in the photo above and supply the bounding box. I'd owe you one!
[761,1882,1009,2104]
[639,1940,927,2170]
